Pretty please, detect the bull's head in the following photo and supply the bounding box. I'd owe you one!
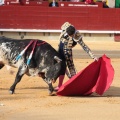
[45,56,66,94]
[46,56,65,83]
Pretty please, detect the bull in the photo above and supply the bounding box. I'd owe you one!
[0,36,66,95]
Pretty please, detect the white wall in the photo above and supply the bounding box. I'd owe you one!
[0,32,114,41]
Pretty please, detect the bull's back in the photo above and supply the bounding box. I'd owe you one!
[0,37,56,52]
[0,36,53,52]
[0,36,60,67]
[32,40,60,68]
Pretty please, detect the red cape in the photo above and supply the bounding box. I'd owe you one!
[57,55,114,96]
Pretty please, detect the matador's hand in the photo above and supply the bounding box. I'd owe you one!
[94,57,99,61]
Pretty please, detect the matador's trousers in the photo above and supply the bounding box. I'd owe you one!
[58,41,77,77]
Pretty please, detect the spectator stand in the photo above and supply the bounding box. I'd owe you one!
[0,0,120,41]
[4,0,102,7]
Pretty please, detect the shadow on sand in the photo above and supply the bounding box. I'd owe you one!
[1,86,120,98]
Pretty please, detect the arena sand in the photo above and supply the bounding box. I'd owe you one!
[0,40,120,120]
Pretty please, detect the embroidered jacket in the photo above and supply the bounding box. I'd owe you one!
[58,22,96,77]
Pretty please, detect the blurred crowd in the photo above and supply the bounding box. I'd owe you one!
[0,0,119,8]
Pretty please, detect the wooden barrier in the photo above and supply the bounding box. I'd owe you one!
[114,34,120,42]
[0,3,120,32]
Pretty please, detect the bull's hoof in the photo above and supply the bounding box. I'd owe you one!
[48,88,54,95]
[48,90,57,96]
[49,93,56,96]
[9,90,14,94]
[49,91,53,96]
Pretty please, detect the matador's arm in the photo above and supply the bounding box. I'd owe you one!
[73,31,98,61]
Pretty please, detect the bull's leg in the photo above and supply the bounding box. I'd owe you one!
[9,64,27,94]
[9,72,24,94]
[0,64,4,69]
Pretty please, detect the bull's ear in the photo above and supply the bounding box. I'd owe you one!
[54,56,62,63]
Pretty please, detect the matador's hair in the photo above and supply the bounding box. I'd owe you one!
[66,26,76,36]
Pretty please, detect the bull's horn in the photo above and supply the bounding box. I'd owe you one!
[54,56,62,63]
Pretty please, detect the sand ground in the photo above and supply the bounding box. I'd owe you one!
[0,40,120,120]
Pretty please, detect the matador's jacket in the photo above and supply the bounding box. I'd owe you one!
[58,22,96,78]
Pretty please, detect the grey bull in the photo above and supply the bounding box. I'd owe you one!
[0,37,66,95]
